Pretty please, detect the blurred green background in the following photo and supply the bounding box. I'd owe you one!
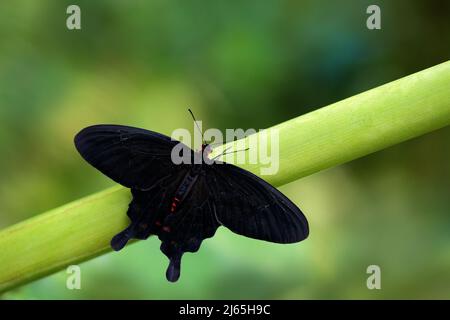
[0,0,449,299]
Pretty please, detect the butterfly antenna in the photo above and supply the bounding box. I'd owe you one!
[221,147,249,156]
[211,147,249,161]
[188,108,205,145]
[211,147,232,161]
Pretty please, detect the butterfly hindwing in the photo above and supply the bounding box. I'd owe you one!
[159,174,221,281]
[161,174,220,245]
[111,168,189,250]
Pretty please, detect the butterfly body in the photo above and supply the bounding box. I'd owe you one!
[172,168,200,206]
[75,124,309,282]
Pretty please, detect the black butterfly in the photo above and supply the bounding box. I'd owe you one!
[74,112,309,282]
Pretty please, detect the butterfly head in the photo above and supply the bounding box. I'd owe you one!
[202,144,212,157]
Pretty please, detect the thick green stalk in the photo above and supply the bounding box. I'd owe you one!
[0,61,449,293]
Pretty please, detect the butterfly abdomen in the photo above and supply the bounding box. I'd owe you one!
[170,171,199,212]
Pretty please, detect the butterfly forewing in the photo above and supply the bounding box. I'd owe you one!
[206,163,309,244]
[74,125,190,190]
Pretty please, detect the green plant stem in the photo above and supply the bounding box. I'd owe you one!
[1,61,449,293]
